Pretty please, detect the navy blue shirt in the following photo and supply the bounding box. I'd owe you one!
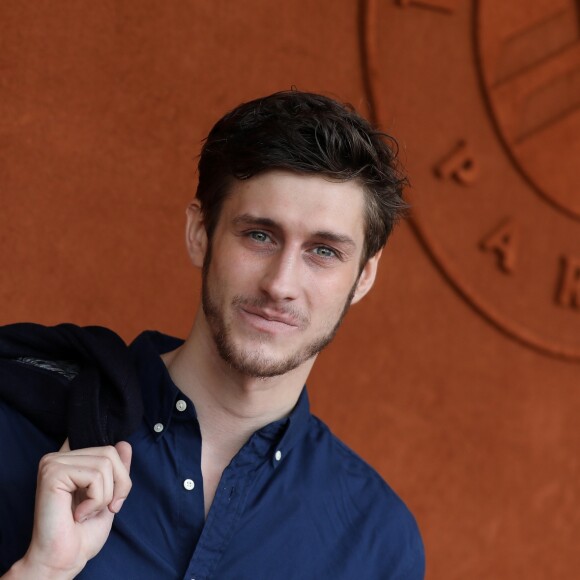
[0,331,424,579]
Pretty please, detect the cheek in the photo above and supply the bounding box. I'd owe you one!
[210,252,258,294]
[306,277,353,317]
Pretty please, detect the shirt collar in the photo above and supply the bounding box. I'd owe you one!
[268,387,310,467]
[129,330,312,463]
[129,330,188,437]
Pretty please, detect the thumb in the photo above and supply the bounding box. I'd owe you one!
[115,441,132,471]
[60,438,71,452]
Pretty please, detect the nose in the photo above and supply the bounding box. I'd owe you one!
[259,249,302,302]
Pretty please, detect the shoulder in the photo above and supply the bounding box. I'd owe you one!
[298,414,425,579]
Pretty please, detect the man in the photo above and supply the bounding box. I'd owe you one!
[1,90,424,579]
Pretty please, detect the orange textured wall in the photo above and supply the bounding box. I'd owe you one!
[1,1,579,578]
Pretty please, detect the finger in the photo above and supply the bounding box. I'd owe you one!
[73,448,129,515]
[110,442,132,513]
[54,445,131,495]
[73,467,110,522]
[75,457,115,520]
[44,444,132,514]
[36,459,109,522]
[115,441,132,472]
[67,445,132,513]
[43,454,116,512]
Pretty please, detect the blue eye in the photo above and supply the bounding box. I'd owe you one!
[313,246,336,258]
[249,231,271,243]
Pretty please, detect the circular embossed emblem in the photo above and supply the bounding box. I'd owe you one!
[478,0,580,219]
[361,0,580,360]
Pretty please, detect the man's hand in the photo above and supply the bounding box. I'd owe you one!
[6,440,132,579]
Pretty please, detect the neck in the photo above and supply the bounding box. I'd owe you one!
[161,310,313,455]
[162,310,314,518]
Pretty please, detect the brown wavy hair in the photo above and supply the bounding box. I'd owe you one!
[195,89,408,263]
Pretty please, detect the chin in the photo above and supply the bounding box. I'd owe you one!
[218,340,312,378]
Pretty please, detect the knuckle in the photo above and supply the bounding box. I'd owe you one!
[37,453,59,477]
[38,451,57,466]
[92,466,106,487]
[37,454,50,470]
[37,462,51,481]
[94,455,113,472]
[119,476,133,495]
[100,447,120,470]
[101,445,118,462]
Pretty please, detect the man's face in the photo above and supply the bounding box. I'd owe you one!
[198,170,378,378]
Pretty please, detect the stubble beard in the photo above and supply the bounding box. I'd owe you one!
[201,262,358,379]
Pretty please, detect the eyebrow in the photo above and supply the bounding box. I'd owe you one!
[232,213,357,249]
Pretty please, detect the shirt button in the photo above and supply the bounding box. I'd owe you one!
[153,423,164,433]
[183,479,195,491]
[275,450,282,461]
[176,399,187,412]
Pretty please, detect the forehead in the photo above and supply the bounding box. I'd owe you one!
[220,170,367,243]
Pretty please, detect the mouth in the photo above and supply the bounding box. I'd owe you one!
[239,306,302,333]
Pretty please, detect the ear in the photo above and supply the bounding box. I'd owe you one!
[351,249,383,305]
[185,200,208,268]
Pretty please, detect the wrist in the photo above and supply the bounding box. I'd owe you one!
[6,555,82,580]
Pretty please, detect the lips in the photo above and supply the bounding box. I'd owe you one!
[238,304,304,334]
[242,306,300,327]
